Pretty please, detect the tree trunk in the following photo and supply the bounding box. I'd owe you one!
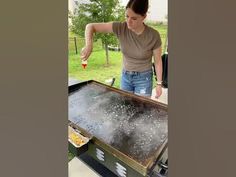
[104,41,109,66]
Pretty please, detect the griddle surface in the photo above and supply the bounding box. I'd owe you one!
[69,83,168,166]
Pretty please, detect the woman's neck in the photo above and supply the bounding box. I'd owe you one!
[133,23,145,35]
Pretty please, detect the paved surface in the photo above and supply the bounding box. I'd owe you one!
[69,157,100,177]
[69,154,117,177]
[151,87,168,105]
[68,78,80,86]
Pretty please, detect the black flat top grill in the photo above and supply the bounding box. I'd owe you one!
[69,80,168,176]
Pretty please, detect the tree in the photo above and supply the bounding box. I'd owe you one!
[71,0,125,66]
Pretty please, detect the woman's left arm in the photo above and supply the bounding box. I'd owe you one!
[153,47,163,98]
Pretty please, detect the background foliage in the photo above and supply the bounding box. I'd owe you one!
[70,0,125,65]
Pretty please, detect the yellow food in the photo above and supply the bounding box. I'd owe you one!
[69,132,85,146]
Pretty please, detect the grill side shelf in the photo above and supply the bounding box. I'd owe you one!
[68,123,93,156]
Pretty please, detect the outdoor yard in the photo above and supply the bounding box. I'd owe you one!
[68,23,167,161]
[68,23,168,89]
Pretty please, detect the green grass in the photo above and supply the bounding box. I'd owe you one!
[68,24,167,88]
[68,152,74,161]
[69,48,122,88]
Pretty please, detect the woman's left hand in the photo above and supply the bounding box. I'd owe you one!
[155,85,162,99]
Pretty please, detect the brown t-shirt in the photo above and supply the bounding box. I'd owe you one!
[112,22,162,72]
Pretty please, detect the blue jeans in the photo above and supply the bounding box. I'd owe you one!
[121,69,153,97]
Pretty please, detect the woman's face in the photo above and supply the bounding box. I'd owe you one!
[125,8,146,31]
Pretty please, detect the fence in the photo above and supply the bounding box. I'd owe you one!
[68,37,79,54]
[68,37,86,55]
[69,34,167,55]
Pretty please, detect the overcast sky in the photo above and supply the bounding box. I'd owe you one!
[121,0,128,6]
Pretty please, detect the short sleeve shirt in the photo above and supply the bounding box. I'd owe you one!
[112,22,162,72]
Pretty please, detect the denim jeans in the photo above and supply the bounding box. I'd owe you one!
[121,69,153,97]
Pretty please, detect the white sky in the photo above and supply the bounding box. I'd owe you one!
[120,0,168,22]
[121,0,128,6]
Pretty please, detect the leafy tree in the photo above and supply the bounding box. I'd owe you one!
[71,0,125,65]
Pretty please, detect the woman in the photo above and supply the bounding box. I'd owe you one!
[81,0,163,98]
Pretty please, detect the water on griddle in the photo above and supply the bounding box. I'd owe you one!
[69,84,168,165]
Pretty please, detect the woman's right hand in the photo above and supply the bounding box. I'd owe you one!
[80,45,92,61]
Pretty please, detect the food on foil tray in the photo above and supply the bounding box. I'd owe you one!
[69,132,85,146]
[68,125,89,146]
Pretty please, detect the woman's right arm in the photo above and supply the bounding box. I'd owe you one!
[81,23,113,60]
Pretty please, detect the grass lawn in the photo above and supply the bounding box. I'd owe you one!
[69,44,122,88]
[68,24,167,88]
[68,152,74,161]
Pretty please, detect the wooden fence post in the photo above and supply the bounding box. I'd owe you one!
[74,37,78,54]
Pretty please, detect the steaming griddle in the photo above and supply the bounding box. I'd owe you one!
[69,80,168,177]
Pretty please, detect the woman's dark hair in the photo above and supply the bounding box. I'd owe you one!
[126,0,149,16]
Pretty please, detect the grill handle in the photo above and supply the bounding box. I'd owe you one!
[157,161,168,170]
